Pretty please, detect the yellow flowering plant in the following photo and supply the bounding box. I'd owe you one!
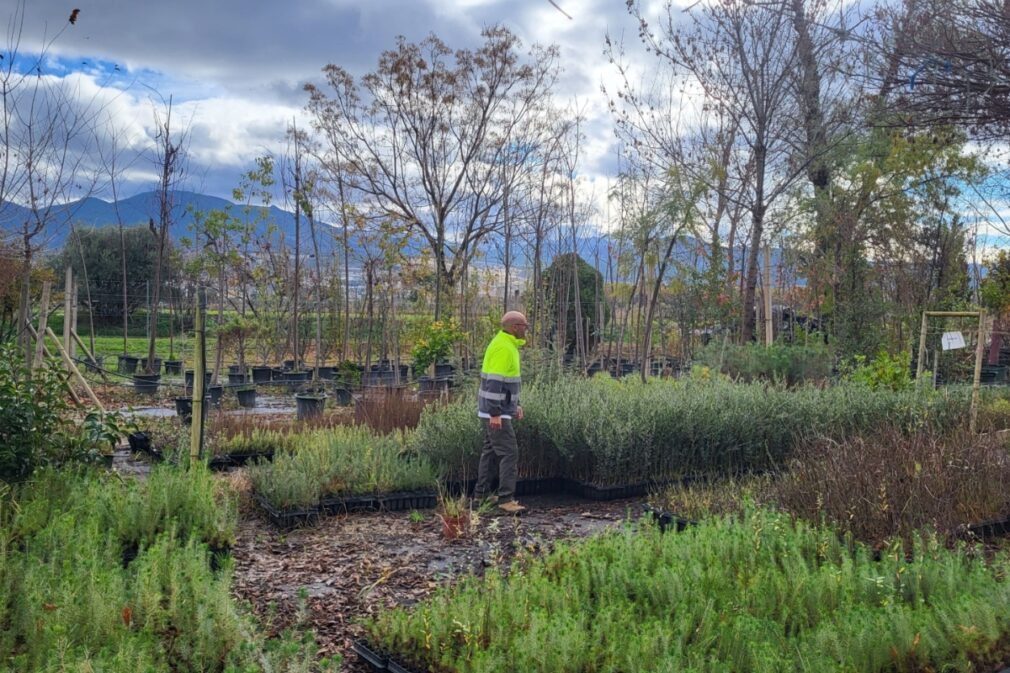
[412,319,467,373]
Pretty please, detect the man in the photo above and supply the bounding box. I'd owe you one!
[474,311,528,514]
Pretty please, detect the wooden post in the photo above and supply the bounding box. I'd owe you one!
[916,311,929,380]
[69,278,79,359]
[43,325,104,412]
[970,310,987,434]
[763,245,773,347]
[63,267,73,356]
[190,288,206,463]
[33,281,52,371]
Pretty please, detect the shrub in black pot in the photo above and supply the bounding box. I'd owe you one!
[332,387,352,406]
[295,393,326,420]
[236,387,257,409]
[118,355,139,375]
[133,373,160,395]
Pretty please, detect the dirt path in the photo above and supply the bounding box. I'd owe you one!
[229,491,645,671]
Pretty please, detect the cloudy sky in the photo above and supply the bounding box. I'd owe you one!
[13,0,659,209]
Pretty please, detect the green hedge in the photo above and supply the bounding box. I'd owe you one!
[367,508,1010,673]
[0,466,336,672]
[414,376,972,485]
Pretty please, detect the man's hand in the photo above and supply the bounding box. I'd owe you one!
[489,415,502,430]
[516,405,524,421]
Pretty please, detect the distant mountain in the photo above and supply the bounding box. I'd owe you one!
[0,191,795,282]
[0,190,312,249]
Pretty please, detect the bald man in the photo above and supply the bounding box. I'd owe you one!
[474,311,528,514]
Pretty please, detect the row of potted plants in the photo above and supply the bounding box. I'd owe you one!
[413,375,976,487]
[247,427,436,526]
[362,507,1010,673]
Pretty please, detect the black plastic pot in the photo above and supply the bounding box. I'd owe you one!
[133,373,160,395]
[208,384,224,407]
[387,658,420,673]
[164,359,183,375]
[295,393,326,420]
[118,355,139,375]
[251,366,273,384]
[282,359,305,371]
[332,387,352,406]
[184,370,213,391]
[174,396,209,422]
[286,370,310,382]
[127,431,151,453]
[418,376,450,394]
[140,357,163,374]
[316,365,336,380]
[228,372,247,385]
[236,387,257,408]
[227,364,244,374]
[434,362,455,378]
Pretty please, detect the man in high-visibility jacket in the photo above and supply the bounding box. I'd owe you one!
[474,311,528,514]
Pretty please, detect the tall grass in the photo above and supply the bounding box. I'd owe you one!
[367,508,1010,673]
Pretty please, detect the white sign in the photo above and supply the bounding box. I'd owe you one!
[941,331,966,351]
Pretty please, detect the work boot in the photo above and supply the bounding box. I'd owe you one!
[498,500,526,514]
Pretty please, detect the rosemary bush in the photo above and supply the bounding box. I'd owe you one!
[414,376,971,485]
[0,467,337,673]
[367,508,1010,673]
[249,427,436,510]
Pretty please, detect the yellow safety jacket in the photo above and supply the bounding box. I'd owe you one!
[478,330,524,419]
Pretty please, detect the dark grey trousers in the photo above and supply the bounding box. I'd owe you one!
[474,418,518,500]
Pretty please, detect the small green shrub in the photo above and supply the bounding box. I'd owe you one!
[841,350,916,391]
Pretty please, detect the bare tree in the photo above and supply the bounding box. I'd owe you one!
[305,26,559,318]
[1,2,102,366]
[145,96,188,374]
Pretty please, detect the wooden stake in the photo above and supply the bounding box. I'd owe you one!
[70,278,79,359]
[970,310,986,434]
[45,325,104,412]
[70,329,109,382]
[916,311,928,380]
[763,245,773,347]
[190,288,206,463]
[26,324,82,405]
[63,267,73,356]
[33,281,52,371]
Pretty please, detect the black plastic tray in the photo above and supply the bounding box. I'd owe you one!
[352,639,387,672]
[254,493,319,529]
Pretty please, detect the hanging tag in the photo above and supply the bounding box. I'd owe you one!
[941,331,965,351]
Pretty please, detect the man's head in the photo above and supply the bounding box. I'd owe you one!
[501,311,529,339]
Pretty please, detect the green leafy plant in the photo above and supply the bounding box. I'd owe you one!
[411,319,466,374]
[841,350,917,391]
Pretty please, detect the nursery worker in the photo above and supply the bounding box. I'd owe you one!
[474,311,528,514]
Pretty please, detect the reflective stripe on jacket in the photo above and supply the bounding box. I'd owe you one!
[478,330,523,418]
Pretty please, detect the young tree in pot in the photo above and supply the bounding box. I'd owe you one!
[436,485,470,540]
[412,319,466,384]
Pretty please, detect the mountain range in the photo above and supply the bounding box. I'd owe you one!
[0,190,781,277]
